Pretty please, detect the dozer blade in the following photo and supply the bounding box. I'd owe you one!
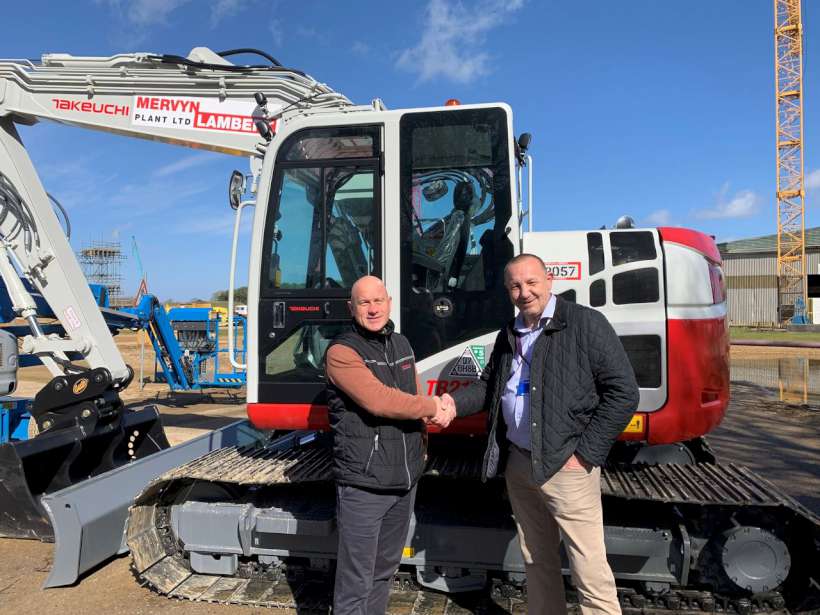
[0,405,170,541]
[41,419,267,588]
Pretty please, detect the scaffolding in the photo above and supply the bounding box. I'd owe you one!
[78,240,126,306]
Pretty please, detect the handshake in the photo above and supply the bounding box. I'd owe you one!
[428,393,457,428]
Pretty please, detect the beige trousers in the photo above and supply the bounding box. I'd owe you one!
[505,445,621,615]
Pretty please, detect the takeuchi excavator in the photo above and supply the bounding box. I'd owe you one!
[0,48,816,611]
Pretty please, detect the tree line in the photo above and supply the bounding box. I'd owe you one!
[211,286,248,303]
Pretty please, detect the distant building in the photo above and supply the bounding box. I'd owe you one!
[717,228,820,326]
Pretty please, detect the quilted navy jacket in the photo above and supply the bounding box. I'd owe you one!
[451,295,639,483]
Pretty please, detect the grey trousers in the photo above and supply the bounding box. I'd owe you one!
[333,483,417,615]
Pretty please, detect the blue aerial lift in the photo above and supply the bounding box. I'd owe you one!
[0,283,246,443]
[124,295,246,391]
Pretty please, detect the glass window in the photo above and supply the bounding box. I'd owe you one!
[558,289,576,303]
[263,161,381,291]
[325,170,377,288]
[620,335,661,388]
[269,168,322,289]
[265,323,348,382]
[590,279,606,307]
[400,108,514,360]
[282,126,378,161]
[587,232,605,275]
[613,268,659,304]
[611,231,657,266]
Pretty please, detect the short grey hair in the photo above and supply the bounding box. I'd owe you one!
[503,253,548,282]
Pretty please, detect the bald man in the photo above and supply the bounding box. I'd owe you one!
[325,276,454,615]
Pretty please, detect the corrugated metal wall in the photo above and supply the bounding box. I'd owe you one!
[721,250,820,326]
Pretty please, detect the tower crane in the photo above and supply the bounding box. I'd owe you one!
[774,0,807,323]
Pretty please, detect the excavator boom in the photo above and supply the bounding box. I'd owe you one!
[0,47,355,543]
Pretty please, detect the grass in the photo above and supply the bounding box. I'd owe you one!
[730,327,820,343]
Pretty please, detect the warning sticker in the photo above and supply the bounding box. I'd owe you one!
[449,347,482,377]
[131,96,278,134]
[470,345,486,369]
[63,307,82,331]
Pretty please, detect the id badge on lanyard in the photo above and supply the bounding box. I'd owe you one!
[515,335,530,398]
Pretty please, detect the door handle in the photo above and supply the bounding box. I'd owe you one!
[273,301,285,328]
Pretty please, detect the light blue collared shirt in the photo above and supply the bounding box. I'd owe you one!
[501,294,556,451]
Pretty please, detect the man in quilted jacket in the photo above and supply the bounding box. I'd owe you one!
[444,254,639,615]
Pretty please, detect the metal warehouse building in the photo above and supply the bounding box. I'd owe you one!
[717,227,820,326]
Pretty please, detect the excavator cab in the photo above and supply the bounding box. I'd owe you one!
[248,105,516,430]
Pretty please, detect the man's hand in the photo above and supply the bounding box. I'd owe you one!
[428,395,456,428]
[563,453,592,471]
[440,393,456,414]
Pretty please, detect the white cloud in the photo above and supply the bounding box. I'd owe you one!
[97,0,192,27]
[396,0,525,83]
[352,41,371,57]
[153,153,220,178]
[806,168,820,191]
[97,0,255,43]
[107,178,212,216]
[111,223,134,240]
[644,209,672,226]
[37,154,118,213]
[269,19,284,48]
[210,0,252,27]
[176,212,251,236]
[695,185,760,220]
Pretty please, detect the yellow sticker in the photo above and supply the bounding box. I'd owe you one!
[402,547,415,558]
[623,414,644,434]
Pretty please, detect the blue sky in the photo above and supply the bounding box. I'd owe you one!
[1,1,818,300]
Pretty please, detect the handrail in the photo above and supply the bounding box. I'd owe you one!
[228,199,254,369]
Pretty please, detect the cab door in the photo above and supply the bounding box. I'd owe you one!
[254,125,382,422]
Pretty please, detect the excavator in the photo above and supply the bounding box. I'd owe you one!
[0,48,816,612]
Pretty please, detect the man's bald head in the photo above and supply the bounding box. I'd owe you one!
[351,276,387,303]
[349,276,392,332]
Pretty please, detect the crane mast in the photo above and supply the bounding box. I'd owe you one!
[774,0,806,323]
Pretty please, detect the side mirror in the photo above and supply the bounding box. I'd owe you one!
[228,170,246,210]
[517,133,532,152]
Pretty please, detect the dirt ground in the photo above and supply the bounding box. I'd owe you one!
[0,340,817,614]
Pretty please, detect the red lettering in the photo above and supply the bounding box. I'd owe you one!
[52,98,129,117]
[194,111,257,133]
[426,379,473,396]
